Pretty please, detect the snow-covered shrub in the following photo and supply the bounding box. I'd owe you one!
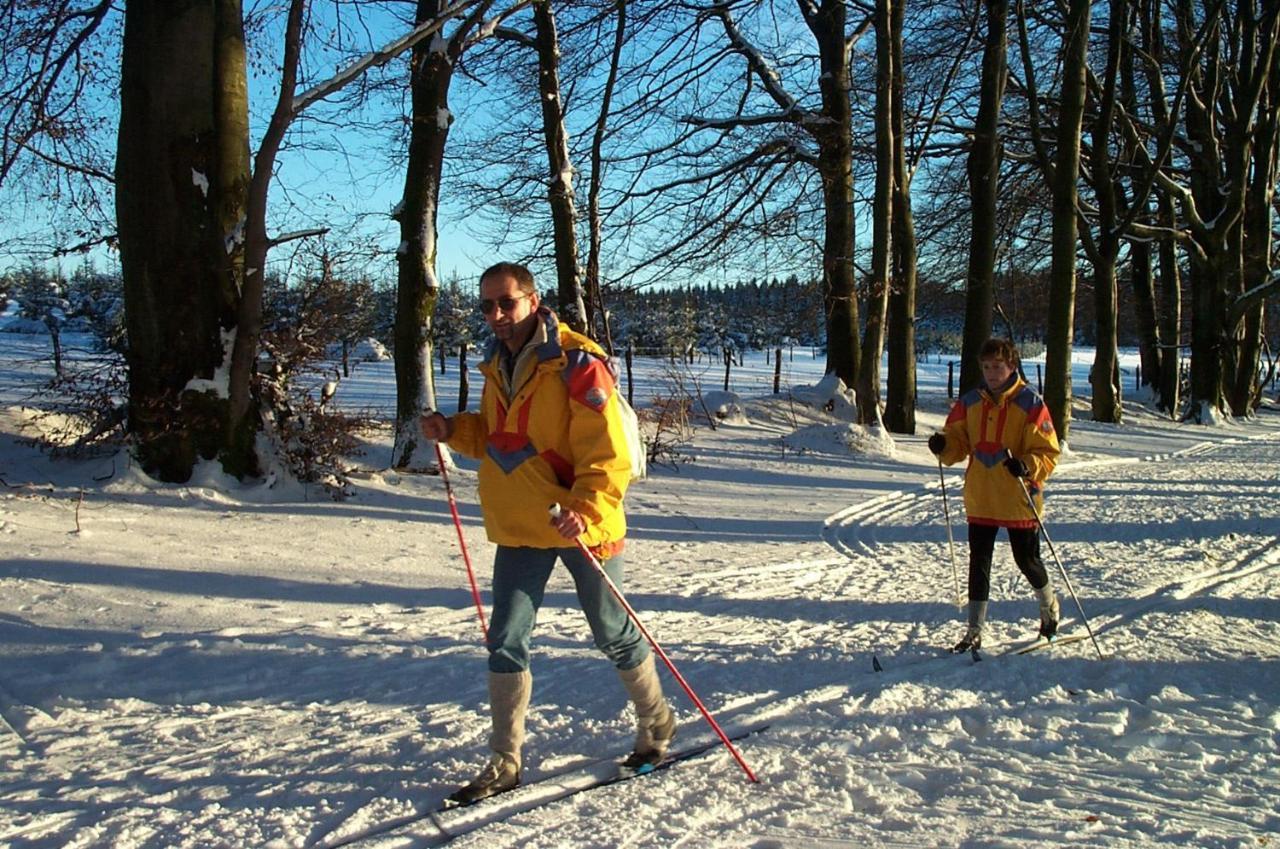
[790,373,857,421]
[349,337,389,362]
[258,267,383,495]
[255,364,379,497]
[783,421,897,459]
[19,351,129,458]
[702,389,749,425]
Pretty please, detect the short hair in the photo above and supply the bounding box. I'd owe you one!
[978,337,1021,370]
[480,262,536,295]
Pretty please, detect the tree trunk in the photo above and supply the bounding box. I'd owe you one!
[1175,0,1278,421]
[884,0,916,434]
[116,0,249,482]
[584,0,626,350]
[960,0,1007,396]
[1139,0,1180,416]
[857,0,894,426]
[1233,46,1279,413]
[226,0,304,479]
[810,0,860,388]
[1155,191,1182,416]
[1127,230,1160,395]
[1119,5,1161,401]
[1042,0,1091,445]
[392,0,454,470]
[1087,0,1124,425]
[533,0,586,335]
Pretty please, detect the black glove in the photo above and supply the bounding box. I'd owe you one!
[1004,455,1030,478]
[927,433,946,456]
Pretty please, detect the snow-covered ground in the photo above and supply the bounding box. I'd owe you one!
[1,328,1278,849]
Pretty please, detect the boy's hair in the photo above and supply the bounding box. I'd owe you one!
[978,337,1021,370]
[479,261,537,295]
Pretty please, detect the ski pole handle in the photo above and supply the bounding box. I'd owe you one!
[548,503,760,783]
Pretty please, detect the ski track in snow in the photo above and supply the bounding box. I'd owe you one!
[1,333,1278,848]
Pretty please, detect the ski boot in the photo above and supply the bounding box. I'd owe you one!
[950,600,987,653]
[447,753,520,805]
[950,629,982,654]
[1035,583,1061,640]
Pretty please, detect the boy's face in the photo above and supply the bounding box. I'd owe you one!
[981,357,1016,392]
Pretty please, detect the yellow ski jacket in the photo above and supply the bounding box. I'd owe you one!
[447,309,632,554]
[937,374,1060,528]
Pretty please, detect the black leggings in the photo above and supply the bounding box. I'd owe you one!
[967,523,1049,602]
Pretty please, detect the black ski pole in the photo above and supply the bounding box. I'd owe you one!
[1006,452,1104,660]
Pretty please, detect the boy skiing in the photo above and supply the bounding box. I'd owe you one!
[928,338,1062,652]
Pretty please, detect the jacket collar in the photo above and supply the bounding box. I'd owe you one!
[980,371,1022,404]
[485,307,565,399]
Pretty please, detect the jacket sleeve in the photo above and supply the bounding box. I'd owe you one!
[562,354,630,526]
[447,411,487,460]
[1018,396,1060,483]
[938,399,971,466]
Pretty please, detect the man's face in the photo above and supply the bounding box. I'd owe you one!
[981,357,1016,392]
[480,271,540,352]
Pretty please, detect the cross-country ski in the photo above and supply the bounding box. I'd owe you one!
[317,726,770,848]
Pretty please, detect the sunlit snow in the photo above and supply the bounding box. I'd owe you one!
[1,328,1277,848]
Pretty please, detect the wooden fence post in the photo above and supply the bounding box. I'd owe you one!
[458,345,469,412]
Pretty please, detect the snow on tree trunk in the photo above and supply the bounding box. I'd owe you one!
[393,1,467,471]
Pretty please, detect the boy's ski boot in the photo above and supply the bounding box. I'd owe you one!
[950,630,982,654]
[950,600,987,653]
[1035,583,1061,640]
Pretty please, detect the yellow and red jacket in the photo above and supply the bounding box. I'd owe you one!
[447,309,632,553]
[937,374,1060,528]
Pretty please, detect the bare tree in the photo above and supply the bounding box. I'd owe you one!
[583,0,627,348]
[116,0,480,482]
[883,0,917,434]
[1166,0,1279,420]
[959,0,1008,397]
[1017,0,1092,445]
[1081,0,1127,425]
[0,1,117,259]
[392,0,522,470]
[532,0,587,331]
[857,0,894,426]
[0,1,113,190]
[667,1,866,388]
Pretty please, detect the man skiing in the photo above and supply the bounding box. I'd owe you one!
[928,338,1062,652]
[419,262,675,804]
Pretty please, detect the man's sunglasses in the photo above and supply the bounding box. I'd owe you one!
[479,294,530,315]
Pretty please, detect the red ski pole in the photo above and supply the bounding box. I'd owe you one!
[549,503,760,783]
[436,442,488,643]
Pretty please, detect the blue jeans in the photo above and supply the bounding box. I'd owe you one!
[487,545,649,674]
